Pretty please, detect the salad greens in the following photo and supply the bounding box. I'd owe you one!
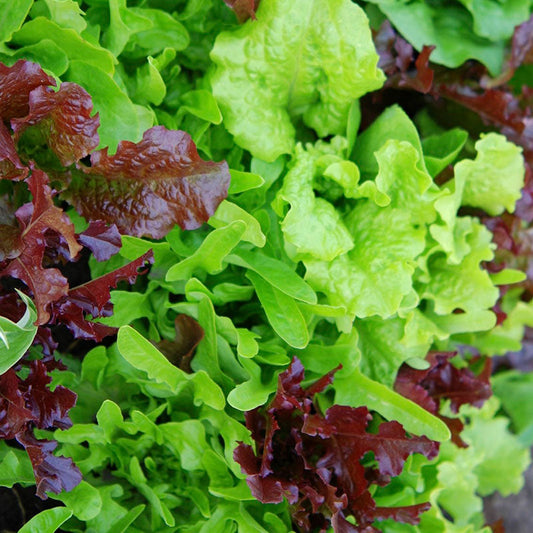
[1,0,533,532]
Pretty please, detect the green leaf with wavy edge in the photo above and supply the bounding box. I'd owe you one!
[166,221,246,281]
[18,508,73,533]
[117,325,225,410]
[210,0,383,161]
[458,133,525,216]
[226,249,317,304]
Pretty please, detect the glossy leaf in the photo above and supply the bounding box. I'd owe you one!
[66,126,230,238]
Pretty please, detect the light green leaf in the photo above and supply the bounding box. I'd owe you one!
[12,17,115,74]
[228,169,265,195]
[209,200,266,247]
[422,128,468,178]
[66,60,141,152]
[210,0,384,161]
[458,133,525,216]
[0,291,38,374]
[133,56,166,106]
[1,39,69,76]
[352,105,426,179]
[181,89,222,124]
[226,249,317,304]
[334,369,450,442]
[0,0,33,43]
[247,271,309,349]
[461,398,531,496]
[18,508,73,533]
[166,221,247,281]
[117,326,225,409]
[43,0,87,33]
[51,481,102,521]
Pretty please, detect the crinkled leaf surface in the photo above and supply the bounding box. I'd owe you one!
[65,126,230,238]
[210,0,384,161]
[0,59,55,120]
[0,168,82,324]
[12,82,100,167]
[457,133,525,216]
[235,358,437,531]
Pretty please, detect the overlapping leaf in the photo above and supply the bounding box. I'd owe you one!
[235,358,438,532]
[65,126,230,238]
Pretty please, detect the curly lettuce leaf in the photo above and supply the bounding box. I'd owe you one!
[458,133,525,216]
[64,126,230,238]
[210,0,384,161]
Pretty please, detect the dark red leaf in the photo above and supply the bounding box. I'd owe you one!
[0,168,82,324]
[0,121,28,180]
[11,83,100,167]
[0,196,22,263]
[0,369,33,439]
[395,352,492,414]
[78,220,122,262]
[0,60,56,121]
[374,21,434,94]
[0,361,80,499]
[17,430,82,499]
[235,357,436,532]
[156,314,205,371]
[65,126,230,238]
[223,0,259,23]
[21,360,76,431]
[49,250,153,341]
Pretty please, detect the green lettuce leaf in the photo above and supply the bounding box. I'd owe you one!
[458,133,525,216]
[210,0,384,161]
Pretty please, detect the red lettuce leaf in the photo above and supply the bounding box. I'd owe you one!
[223,0,259,23]
[49,250,153,341]
[374,21,434,94]
[17,430,82,499]
[394,352,492,447]
[156,314,205,371]
[64,126,230,238]
[235,357,437,532]
[0,121,28,180]
[11,82,100,167]
[0,360,81,499]
[78,220,122,262]
[0,167,82,324]
[0,60,55,121]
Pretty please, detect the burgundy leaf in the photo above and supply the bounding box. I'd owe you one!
[374,21,434,94]
[235,357,437,532]
[0,121,28,180]
[17,430,82,499]
[395,352,492,414]
[0,196,21,263]
[0,168,82,324]
[223,0,259,23]
[0,361,80,499]
[20,360,76,431]
[49,250,153,341]
[0,60,56,121]
[65,126,231,238]
[78,220,122,261]
[156,314,205,371]
[11,83,100,167]
[0,369,33,439]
